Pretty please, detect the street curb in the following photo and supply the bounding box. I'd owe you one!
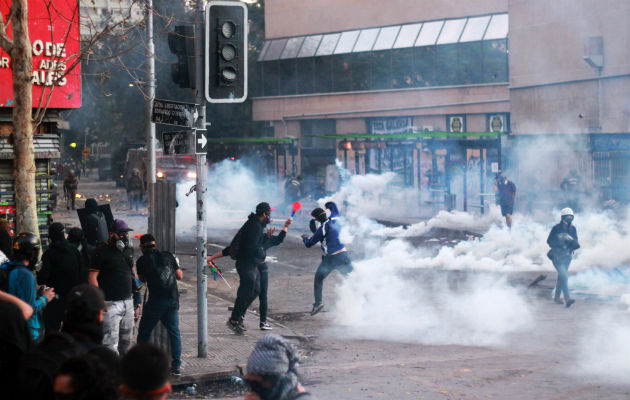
[171,365,245,386]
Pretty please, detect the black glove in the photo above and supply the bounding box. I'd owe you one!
[309,218,317,233]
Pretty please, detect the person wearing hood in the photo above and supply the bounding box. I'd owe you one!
[225,202,292,334]
[244,334,316,400]
[38,223,85,331]
[84,198,109,247]
[547,208,580,308]
[301,202,353,316]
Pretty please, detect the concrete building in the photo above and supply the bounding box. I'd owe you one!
[252,0,629,211]
[80,0,144,38]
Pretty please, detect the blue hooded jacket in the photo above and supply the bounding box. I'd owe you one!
[2,261,48,341]
[303,202,346,255]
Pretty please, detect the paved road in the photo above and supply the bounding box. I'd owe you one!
[52,177,629,399]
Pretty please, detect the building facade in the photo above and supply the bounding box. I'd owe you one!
[80,0,144,38]
[253,0,629,210]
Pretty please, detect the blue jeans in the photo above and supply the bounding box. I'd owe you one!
[137,298,181,369]
[553,257,572,300]
[314,252,353,305]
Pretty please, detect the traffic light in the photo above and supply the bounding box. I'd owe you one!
[205,1,247,103]
[168,25,196,89]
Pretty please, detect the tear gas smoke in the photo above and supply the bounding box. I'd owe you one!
[176,160,283,235]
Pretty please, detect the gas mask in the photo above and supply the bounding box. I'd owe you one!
[262,213,272,227]
[561,215,574,226]
[114,232,129,252]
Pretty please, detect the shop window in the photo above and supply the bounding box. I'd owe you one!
[350,53,370,91]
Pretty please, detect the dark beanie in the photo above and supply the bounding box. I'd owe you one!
[67,227,84,243]
[311,207,327,223]
[85,198,98,211]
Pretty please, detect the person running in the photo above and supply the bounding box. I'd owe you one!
[209,215,291,331]
[301,202,352,316]
[547,208,580,308]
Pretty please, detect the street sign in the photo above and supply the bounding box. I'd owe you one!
[151,99,198,128]
[195,129,208,154]
[163,131,194,155]
[82,147,91,157]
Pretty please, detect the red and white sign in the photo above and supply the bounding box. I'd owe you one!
[0,0,81,108]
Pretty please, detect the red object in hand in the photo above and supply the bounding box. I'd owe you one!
[291,201,302,217]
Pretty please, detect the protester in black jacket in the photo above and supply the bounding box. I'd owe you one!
[547,208,580,308]
[226,202,292,334]
[38,223,85,331]
[67,227,92,283]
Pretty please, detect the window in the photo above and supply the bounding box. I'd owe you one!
[280,37,304,59]
[349,53,371,91]
[459,16,490,42]
[316,33,341,56]
[334,30,360,54]
[296,58,315,94]
[394,23,422,49]
[415,21,443,46]
[483,39,508,82]
[484,14,508,40]
[373,26,400,51]
[264,39,287,61]
[353,28,379,52]
[331,55,352,92]
[370,51,391,90]
[262,61,279,96]
[391,48,414,88]
[457,42,483,84]
[436,18,466,45]
[435,44,458,85]
[297,35,322,58]
[413,46,436,86]
[314,57,332,93]
[278,60,297,95]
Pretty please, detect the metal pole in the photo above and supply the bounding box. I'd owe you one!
[195,0,208,358]
[145,0,156,233]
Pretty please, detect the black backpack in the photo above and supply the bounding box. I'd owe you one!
[148,251,177,290]
[228,227,244,260]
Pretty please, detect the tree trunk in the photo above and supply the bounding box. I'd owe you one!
[11,0,39,236]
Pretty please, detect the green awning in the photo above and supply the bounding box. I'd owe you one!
[320,131,506,140]
[207,137,298,144]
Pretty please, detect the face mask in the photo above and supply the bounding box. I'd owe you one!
[262,214,271,227]
[115,240,125,252]
[562,216,573,225]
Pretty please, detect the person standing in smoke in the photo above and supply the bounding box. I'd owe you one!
[494,173,517,228]
[560,169,582,212]
[546,208,580,308]
[301,202,353,316]
[63,170,79,210]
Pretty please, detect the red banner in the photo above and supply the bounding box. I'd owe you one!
[0,0,81,108]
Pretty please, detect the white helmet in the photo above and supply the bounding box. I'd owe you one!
[560,207,574,217]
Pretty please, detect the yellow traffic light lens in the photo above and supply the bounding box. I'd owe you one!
[221,45,236,61]
[221,67,237,82]
[221,21,236,38]
[69,142,77,148]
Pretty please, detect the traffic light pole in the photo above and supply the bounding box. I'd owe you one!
[145,0,156,234]
[195,0,208,358]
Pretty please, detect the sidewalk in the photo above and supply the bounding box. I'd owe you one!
[173,274,307,386]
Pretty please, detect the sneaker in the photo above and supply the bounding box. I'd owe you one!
[554,298,564,304]
[226,319,245,334]
[237,318,247,331]
[171,367,182,377]
[565,299,575,308]
[310,303,324,316]
[260,321,273,330]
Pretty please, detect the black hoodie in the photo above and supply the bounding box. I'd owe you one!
[235,213,286,266]
[38,239,85,299]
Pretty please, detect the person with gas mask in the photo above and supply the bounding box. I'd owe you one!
[1,232,56,342]
[226,202,292,334]
[546,208,580,308]
[88,219,137,354]
[245,334,316,400]
[302,202,353,316]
